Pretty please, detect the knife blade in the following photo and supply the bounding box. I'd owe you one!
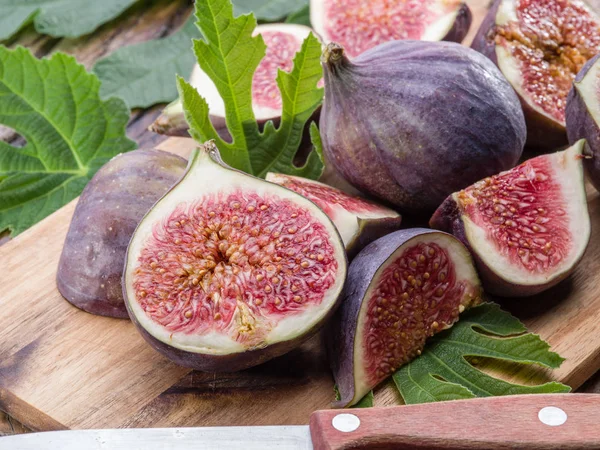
[1,394,599,450]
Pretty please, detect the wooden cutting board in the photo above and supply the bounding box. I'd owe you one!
[0,134,599,432]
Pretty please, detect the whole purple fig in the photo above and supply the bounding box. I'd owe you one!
[319,40,526,214]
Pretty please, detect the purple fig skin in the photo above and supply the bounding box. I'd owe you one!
[327,228,481,408]
[471,0,568,151]
[57,150,186,319]
[320,40,525,214]
[441,3,473,44]
[566,53,600,191]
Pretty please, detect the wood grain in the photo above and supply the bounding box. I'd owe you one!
[310,394,600,449]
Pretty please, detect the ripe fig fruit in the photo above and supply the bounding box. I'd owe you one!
[430,140,591,297]
[123,141,347,372]
[57,150,187,318]
[566,53,600,191]
[320,40,526,214]
[328,228,483,408]
[471,0,600,151]
[311,0,472,58]
[151,23,315,138]
[266,173,402,258]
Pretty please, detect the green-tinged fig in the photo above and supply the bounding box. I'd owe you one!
[471,0,600,151]
[150,23,314,138]
[123,141,347,372]
[266,173,401,258]
[328,228,483,407]
[319,40,525,214]
[57,150,187,318]
[430,141,591,297]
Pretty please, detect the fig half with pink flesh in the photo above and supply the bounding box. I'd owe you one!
[266,173,402,258]
[123,141,347,372]
[151,23,315,138]
[430,140,591,297]
[566,53,600,191]
[310,0,472,58]
[471,0,600,151]
[57,150,187,318]
[328,228,483,408]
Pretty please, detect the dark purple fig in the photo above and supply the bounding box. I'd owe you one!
[566,53,600,190]
[319,40,525,215]
[328,228,483,407]
[471,0,600,151]
[123,141,347,372]
[310,0,472,58]
[266,173,402,258]
[150,24,314,138]
[430,141,590,297]
[57,150,187,318]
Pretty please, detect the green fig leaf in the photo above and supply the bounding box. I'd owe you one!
[0,0,138,40]
[93,15,201,109]
[178,0,324,179]
[232,0,309,22]
[393,303,570,405]
[286,5,311,26]
[0,46,137,236]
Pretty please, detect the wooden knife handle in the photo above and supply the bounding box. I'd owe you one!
[309,394,600,450]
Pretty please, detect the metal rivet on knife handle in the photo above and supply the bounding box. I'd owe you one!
[331,413,360,432]
[538,406,568,427]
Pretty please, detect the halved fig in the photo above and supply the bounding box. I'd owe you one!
[430,140,591,297]
[566,53,600,190]
[123,141,347,372]
[151,23,315,138]
[310,0,472,58]
[266,173,402,258]
[57,150,187,319]
[471,0,600,150]
[328,228,483,407]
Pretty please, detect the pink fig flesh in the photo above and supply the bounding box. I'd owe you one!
[328,228,482,407]
[430,140,591,297]
[57,150,186,319]
[471,0,600,151]
[310,0,472,58]
[266,173,402,258]
[123,142,347,372]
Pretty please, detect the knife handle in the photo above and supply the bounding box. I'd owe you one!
[309,394,600,450]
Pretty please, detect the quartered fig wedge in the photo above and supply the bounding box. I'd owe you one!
[430,140,591,297]
[151,23,315,138]
[310,0,472,58]
[472,0,600,150]
[566,53,600,191]
[328,228,483,408]
[123,142,347,372]
[57,150,187,318]
[266,173,401,258]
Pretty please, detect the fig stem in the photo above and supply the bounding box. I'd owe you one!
[322,42,346,66]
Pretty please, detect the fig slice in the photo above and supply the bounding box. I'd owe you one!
[566,53,600,191]
[471,0,600,150]
[310,0,472,58]
[328,228,483,408]
[430,140,591,297]
[265,172,402,258]
[123,141,347,372]
[150,23,315,138]
[57,149,187,319]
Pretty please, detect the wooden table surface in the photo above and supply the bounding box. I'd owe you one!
[0,0,599,437]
